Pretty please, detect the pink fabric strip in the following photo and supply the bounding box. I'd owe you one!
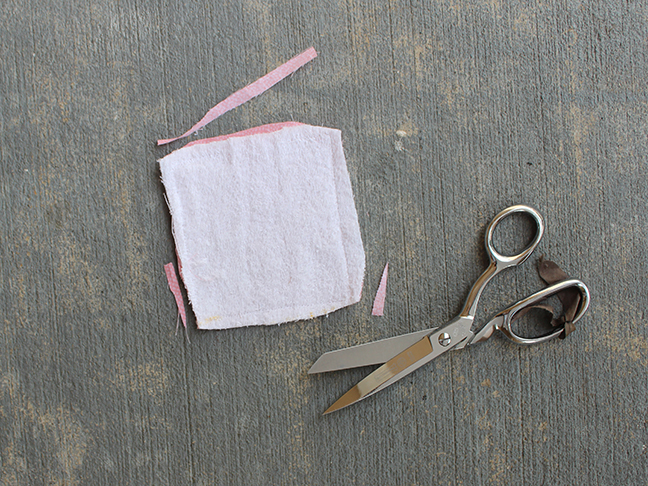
[184,121,304,148]
[372,263,389,316]
[157,47,318,145]
[164,262,187,328]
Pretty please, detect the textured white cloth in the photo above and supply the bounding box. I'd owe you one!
[159,123,365,330]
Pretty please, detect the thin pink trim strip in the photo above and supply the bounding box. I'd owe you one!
[158,47,318,145]
[372,263,389,316]
[185,121,304,148]
[164,262,187,328]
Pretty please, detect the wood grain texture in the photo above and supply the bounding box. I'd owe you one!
[1,0,647,484]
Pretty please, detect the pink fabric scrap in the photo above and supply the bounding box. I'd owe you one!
[164,262,187,329]
[372,263,389,316]
[157,47,317,145]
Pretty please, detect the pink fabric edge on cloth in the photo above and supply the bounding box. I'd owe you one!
[372,262,389,316]
[164,262,187,328]
[157,48,317,145]
[184,121,304,148]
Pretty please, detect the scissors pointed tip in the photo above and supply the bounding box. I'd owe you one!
[323,386,363,415]
[308,358,331,374]
[322,407,336,416]
[308,355,337,374]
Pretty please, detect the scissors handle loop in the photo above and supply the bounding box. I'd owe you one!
[469,279,590,345]
[485,205,545,269]
[498,279,590,344]
[460,205,545,318]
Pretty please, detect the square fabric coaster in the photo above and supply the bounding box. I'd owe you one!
[159,123,365,330]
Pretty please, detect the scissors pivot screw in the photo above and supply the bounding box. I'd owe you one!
[438,333,452,347]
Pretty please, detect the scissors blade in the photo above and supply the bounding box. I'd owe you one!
[323,318,472,414]
[308,328,437,374]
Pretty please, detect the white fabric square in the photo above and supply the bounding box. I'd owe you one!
[159,123,365,330]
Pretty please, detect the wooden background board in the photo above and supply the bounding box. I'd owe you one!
[1,0,647,484]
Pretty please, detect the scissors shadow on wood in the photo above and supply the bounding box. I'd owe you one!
[309,205,591,414]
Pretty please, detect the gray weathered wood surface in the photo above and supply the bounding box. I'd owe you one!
[1,0,647,484]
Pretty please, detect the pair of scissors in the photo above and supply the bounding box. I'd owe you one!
[309,205,590,414]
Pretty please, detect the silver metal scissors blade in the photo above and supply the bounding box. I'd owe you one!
[308,328,438,374]
[323,318,472,414]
